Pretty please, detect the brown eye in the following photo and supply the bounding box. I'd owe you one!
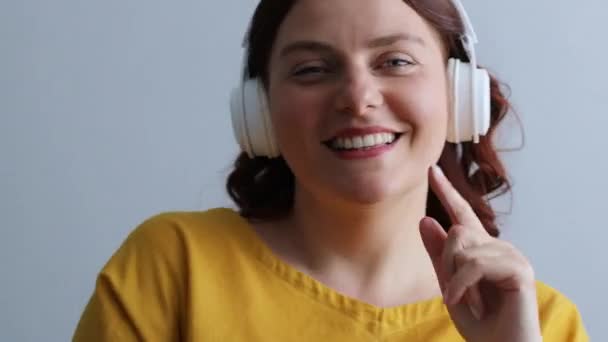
[380,58,413,69]
[292,65,329,76]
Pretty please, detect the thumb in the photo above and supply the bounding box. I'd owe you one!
[419,216,448,287]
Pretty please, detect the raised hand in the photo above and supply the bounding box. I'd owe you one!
[419,165,542,342]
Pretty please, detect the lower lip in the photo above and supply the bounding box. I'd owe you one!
[328,137,401,160]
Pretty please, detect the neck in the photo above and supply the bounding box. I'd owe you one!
[278,180,440,306]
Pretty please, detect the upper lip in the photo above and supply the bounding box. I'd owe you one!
[324,126,404,142]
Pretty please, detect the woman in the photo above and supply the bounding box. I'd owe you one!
[74,0,588,340]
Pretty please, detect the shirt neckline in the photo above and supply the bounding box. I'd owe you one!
[221,208,450,333]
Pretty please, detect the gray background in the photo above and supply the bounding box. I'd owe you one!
[1,0,605,340]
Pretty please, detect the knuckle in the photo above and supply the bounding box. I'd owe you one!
[453,202,471,219]
[499,240,516,252]
[468,257,484,271]
[449,225,467,240]
[448,225,479,248]
[519,258,535,280]
[498,241,536,283]
[453,250,471,266]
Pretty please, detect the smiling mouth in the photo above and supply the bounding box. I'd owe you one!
[323,132,404,151]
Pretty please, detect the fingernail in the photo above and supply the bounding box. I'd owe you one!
[442,285,450,304]
[419,217,431,227]
[432,164,444,177]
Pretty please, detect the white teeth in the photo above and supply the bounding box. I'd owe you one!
[374,133,384,145]
[329,133,397,150]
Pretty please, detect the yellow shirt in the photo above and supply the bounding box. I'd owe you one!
[73,208,589,341]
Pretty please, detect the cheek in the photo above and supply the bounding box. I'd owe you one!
[385,73,449,165]
[268,84,325,151]
[390,74,449,138]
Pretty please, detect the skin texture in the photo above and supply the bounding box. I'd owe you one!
[421,166,541,341]
[257,0,542,340]
[268,0,448,205]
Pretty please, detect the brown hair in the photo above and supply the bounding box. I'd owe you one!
[227,0,513,237]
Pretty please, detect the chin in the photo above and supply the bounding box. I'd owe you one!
[333,178,407,205]
[329,165,431,205]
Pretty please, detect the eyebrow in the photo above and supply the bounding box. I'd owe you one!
[368,33,426,48]
[279,33,426,58]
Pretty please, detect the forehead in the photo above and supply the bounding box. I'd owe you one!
[273,0,443,52]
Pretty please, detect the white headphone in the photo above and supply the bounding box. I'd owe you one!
[230,0,491,158]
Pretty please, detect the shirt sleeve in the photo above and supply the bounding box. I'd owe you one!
[538,282,589,341]
[73,214,186,341]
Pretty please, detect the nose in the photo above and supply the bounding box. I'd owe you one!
[334,67,384,116]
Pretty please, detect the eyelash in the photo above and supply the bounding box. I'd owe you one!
[379,58,413,69]
[292,65,329,76]
[291,57,414,77]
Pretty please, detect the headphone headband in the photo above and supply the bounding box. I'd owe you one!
[451,0,478,44]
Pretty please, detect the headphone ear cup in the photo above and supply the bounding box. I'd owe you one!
[473,67,491,139]
[447,58,491,143]
[230,83,253,157]
[230,79,279,158]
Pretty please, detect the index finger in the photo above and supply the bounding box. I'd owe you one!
[429,165,478,227]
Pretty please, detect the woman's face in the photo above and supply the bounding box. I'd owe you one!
[267,0,450,204]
